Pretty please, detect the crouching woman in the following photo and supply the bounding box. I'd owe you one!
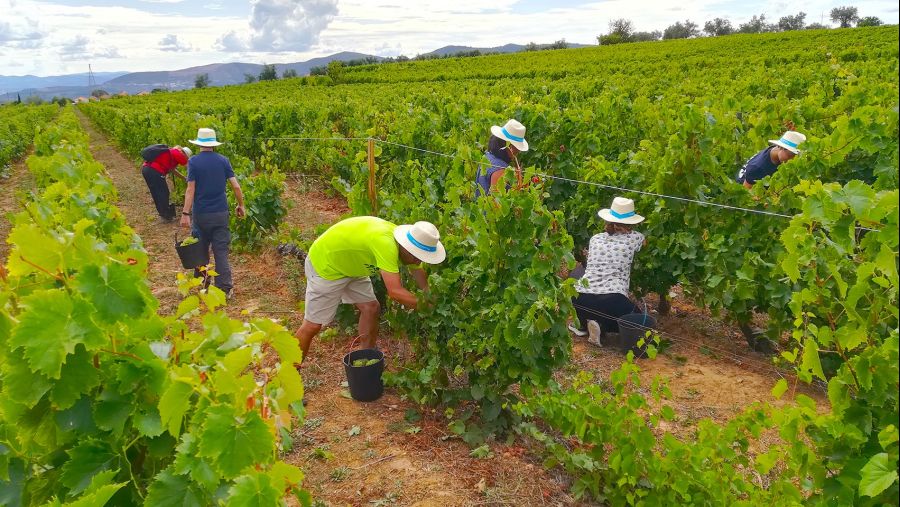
[568,197,646,346]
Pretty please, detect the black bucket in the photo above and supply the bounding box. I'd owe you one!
[174,235,208,269]
[617,313,657,358]
[342,348,384,402]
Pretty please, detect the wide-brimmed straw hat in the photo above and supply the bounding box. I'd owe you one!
[598,197,645,225]
[768,131,806,154]
[177,146,192,158]
[189,128,222,147]
[490,119,529,152]
[394,221,446,264]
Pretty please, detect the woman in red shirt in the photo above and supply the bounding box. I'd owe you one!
[141,145,191,222]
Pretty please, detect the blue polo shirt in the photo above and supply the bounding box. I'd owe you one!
[735,146,779,185]
[187,151,235,214]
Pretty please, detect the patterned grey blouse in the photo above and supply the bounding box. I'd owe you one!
[576,231,644,296]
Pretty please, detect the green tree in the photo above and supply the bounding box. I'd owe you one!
[547,39,568,50]
[858,16,883,27]
[631,30,661,42]
[90,89,108,98]
[806,22,829,30]
[777,12,806,31]
[830,6,859,28]
[663,20,699,39]
[282,68,298,78]
[326,60,344,83]
[258,63,278,81]
[244,73,257,84]
[738,14,773,33]
[703,18,734,36]
[194,73,210,89]
[525,41,540,51]
[608,18,634,40]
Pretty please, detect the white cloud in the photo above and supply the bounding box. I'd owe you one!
[159,33,193,52]
[0,18,43,43]
[217,0,339,52]
[59,35,123,61]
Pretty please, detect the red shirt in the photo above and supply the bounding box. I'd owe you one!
[145,148,188,175]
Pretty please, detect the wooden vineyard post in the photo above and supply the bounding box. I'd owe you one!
[367,138,378,214]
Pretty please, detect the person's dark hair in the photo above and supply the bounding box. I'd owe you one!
[487,135,511,164]
[605,222,633,235]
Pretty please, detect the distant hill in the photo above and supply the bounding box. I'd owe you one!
[421,42,593,57]
[0,72,127,96]
[102,52,378,91]
[0,42,594,102]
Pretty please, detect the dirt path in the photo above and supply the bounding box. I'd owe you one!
[0,152,34,262]
[75,111,558,506]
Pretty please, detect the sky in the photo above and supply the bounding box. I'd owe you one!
[0,0,897,76]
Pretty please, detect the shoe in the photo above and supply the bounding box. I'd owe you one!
[587,320,602,347]
[224,288,235,300]
[567,323,587,337]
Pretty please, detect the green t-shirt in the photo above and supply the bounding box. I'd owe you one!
[307,216,400,280]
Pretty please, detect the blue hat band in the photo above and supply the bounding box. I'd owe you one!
[407,231,437,252]
[501,127,524,143]
[196,137,217,142]
[610,209,636,219]
[778,137,798,148]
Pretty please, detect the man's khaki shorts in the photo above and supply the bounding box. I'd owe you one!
[304,256,377,325]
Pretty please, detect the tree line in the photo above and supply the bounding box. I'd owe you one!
[599,6,884,44]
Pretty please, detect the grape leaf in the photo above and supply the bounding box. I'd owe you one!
[9,290,105,379]
[226,472,280,507]
[60,440,118,497]
[173,433,219,491]
[74,263,148,323]
[159,379,193,438]
[50,347,100,410]
[859,453,898,497]
[145,468,207,507]
[62,470,125,507]
[2,355,52,408]
[6,224,63,278]
[197,405,274,478]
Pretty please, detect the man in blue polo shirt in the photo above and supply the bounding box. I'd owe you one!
[180,128,246,299]
[735,131,806,189]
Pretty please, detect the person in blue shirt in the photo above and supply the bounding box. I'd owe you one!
[474,119,529,197]
[180,128,246,299]
[735,131,806,189]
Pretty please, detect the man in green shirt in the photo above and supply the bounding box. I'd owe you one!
[296,216,446,362]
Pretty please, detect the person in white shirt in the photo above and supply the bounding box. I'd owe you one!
[568,197,646,346]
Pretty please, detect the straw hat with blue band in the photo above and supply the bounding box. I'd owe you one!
[189,128,223,147]
[490,119,529,152]
[768,130,806,154]
[598,197,645,225]
[393,221,446,264]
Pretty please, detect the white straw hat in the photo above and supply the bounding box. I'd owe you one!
[598,197,645,225]
[768,131,806,154]
[189,128,222,147]
[394,221,446,264]
[179,146,192,158]
[490,119,529,152]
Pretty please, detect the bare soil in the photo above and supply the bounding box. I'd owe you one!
[76,111,827,506]
[0,151,34,262]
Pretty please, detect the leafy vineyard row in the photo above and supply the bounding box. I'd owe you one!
[0,108,309,505]
[0,104,58,174]
[76,28,899,503]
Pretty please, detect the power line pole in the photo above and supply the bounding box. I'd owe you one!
[88,64,97,95]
